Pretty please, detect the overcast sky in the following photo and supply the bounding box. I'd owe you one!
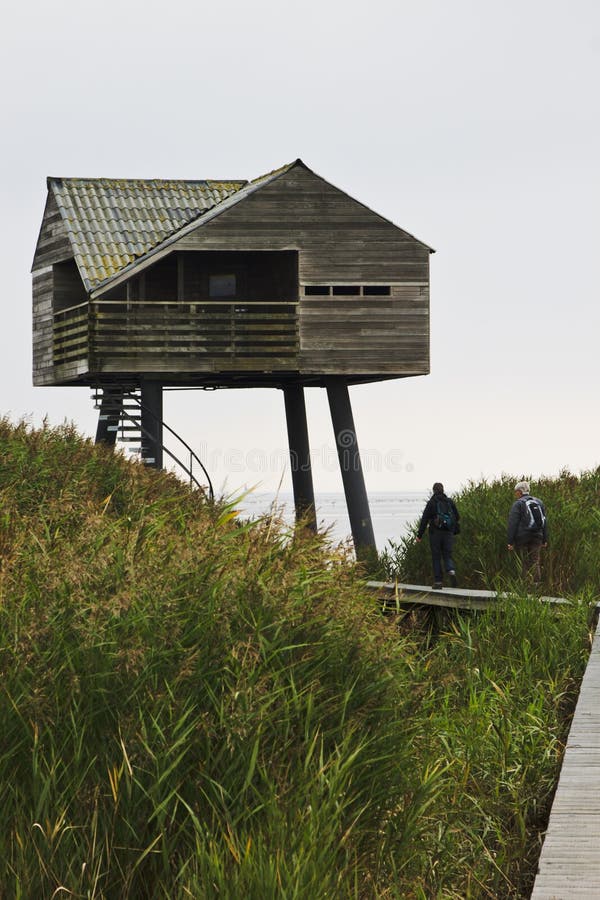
[1,0,599,500]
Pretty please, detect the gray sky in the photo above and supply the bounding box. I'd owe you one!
[1,0,599,497]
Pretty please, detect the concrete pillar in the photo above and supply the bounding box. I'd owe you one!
[326,377,376,559]
[283,383,317,531]
[140,380,163,469]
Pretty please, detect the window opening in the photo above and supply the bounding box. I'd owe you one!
[304,285,331,296]
[363,285,391,296]
[209,274,236,298]
[303,284,393,297]
[332,285,361,295]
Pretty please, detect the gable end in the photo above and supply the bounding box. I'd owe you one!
[32,191,73,272]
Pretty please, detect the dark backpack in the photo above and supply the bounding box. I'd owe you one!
[523,497,545,532]
[434,498,455,531]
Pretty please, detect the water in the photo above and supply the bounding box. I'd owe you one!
[234,491,429,550]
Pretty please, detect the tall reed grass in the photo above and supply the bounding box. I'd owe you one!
[381,470,600,593]
[0,420,592,897]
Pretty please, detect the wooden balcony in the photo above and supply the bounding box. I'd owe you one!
[53,300,299,376]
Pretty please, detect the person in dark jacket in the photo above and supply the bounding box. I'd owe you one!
[416,482,460,589]
[507,481,548,583]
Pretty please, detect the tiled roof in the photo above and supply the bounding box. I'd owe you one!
[49,177,248,291]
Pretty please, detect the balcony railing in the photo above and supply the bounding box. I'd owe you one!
[53,300,299,372]
[53,303,89,366]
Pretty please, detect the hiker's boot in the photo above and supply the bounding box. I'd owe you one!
[449,571,457,588]
[432,582,443,590]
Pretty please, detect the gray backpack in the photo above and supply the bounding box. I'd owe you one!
[523,497,545,532]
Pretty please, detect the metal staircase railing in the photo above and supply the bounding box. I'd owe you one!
[93,388,214,499]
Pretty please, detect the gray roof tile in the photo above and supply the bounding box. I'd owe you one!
[49,177,248,291]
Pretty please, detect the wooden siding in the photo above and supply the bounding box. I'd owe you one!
[173,166,429,284]
[299,284,429,375]
[32,192,72,271]
[49,291,428,381]
[32,267,55,386]
[52,301,299,377]
[32,191,79,385]
[170,166,430,377]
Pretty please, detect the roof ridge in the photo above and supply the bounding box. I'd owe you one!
[249,158,306,185]
[47,176,248,187]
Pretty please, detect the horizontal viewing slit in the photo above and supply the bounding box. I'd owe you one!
[332,286,361,296]
[304,285,392,297]
[304,286,331,296]
[363,285,391,296]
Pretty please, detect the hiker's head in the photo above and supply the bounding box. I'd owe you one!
[432,482,444,495]
[514,480,530,498]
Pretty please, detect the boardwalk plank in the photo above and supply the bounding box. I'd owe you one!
[530,615,600,899]
[365,581,574,611]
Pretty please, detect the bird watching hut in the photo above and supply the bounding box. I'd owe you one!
[32,159,433,558]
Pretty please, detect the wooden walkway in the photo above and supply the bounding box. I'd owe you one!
[366,581,569,611]
[531,613,600,898]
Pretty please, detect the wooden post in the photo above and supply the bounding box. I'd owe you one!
[326,377,376,559]
[177,251,185,300]
[283,383,317,530]
[95,387,123,447]
[140,380,163,469]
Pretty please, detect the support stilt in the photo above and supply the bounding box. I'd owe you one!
[326,377,376,559]
[95,387,123,447]
[283,383,317,531]
[140,380,163,469]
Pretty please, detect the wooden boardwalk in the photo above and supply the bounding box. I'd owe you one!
[366,581,569,611]
[531,613,600,898]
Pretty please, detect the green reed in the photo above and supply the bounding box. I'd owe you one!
[0,420,592,897]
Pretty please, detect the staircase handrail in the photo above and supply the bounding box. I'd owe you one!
[120,392,214,500]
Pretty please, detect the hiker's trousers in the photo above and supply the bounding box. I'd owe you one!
[515,536,543,584]
[429,529,456,582]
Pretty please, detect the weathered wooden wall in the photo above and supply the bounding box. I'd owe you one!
[32,192,72,270]
[85,301,298,376]
[299,285,428,376]
[32,192,77,385]
[173,166,429,282]
[172,166,429,377]
[32,267,55,386]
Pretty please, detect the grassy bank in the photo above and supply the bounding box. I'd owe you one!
[0,420,593,897]
[381,470,600,594]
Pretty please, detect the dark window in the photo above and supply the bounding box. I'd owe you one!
[145,254,177,300]
[332,285,361,295]
[185,251,298,302]
[304,285,330,296]
[209,274,236,298]
[363,285,391,296]
[53,259,86,312]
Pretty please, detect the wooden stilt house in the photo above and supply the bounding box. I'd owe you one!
[32,159,433,555]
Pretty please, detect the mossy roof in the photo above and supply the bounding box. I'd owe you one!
[47,161,300,293]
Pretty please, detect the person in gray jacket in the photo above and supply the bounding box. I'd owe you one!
[507,481,548,583]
